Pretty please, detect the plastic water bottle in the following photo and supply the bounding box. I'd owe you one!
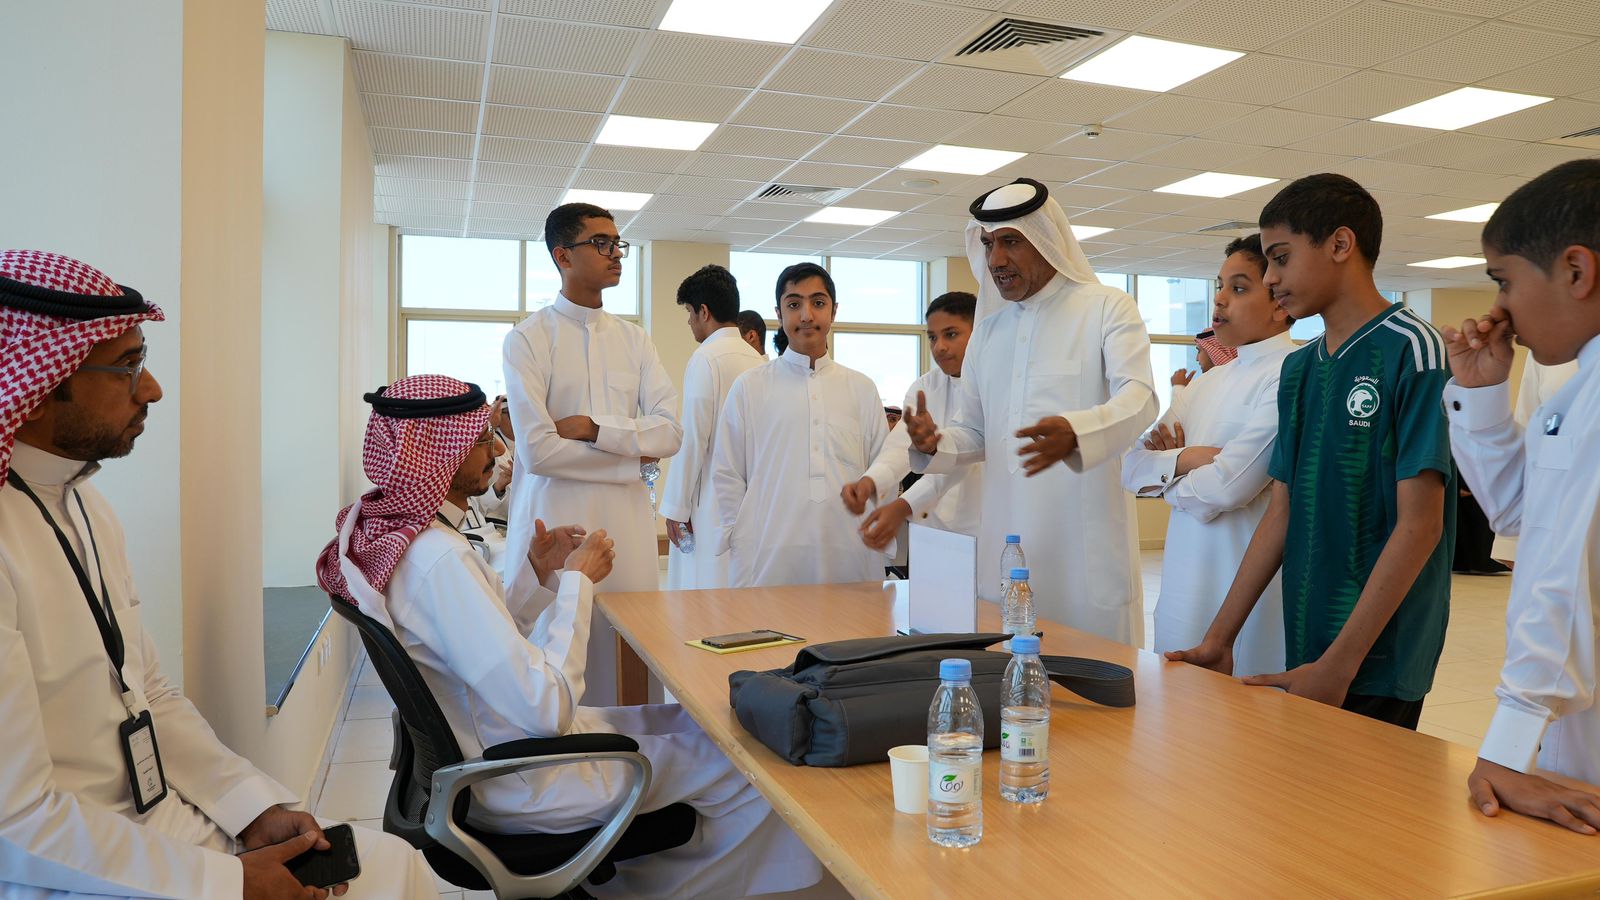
[998,534,1026,597]
[927,658,983,848]
[678,528,695,555]
[1000,635,1050,804]
[1002,568,1035,647]
[639,459,660,516]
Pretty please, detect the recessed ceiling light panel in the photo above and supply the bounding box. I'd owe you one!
[562,188,653,211]
[1071,225,1113,240]
[900,145,1026,176]
[1426,203,1499,223]
[1408,256,1486,269]
[804,207,898,226]
[1061,35,1243,92]
[1154,172,1278,198]
[1373,87,1550,131]
[596,114,718,151]
[659,0,834,44]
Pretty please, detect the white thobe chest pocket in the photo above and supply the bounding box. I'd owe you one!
[1524,433,1574,531]
[1024,357,1080,419]
[828,422,864,471]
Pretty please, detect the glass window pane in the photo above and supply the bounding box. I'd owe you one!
[1289,315,1325,341]
[729,251,822,313]
[1097,272,1130,292]
[832,332,921,407]
[406,319,514,399]
[828,257,922,325]
[1136,275,1212,337]
[1148,342,1201,421]
[524,246,639,316]
[400,236,520,311]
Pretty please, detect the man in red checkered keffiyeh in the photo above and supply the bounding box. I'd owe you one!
[0,249,163,486]
[316,374,492,613]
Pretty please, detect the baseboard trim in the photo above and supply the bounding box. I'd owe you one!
[1139,539,1165,550]
[304,645,365,812]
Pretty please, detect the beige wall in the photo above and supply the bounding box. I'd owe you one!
[1408,286,1529,411]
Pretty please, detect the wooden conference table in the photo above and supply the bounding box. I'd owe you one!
[598,581,1600,899]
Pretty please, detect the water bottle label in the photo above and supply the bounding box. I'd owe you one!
[1000,722,1048,762]
[928,760,979,804]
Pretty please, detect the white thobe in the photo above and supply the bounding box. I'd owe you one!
[0,443,435,900]
[1446,335,1600,787]
[860,368,983,539]
[912,274,1157,645]
[1492,360,1580,561]
[503,293,683,705]
[711,350,892,588]
[661,327,765,590]
[1121,331,1296,676]
[382,503,820,899]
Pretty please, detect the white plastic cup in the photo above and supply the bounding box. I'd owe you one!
[887,744,930,815]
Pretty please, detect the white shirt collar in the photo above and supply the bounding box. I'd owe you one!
[1016,272,1070,310]
[436,500,468,529]
[9,441,99,489]
[779,347,832,374]
[1578,332,1600,372]
[1234,330,1297,363]
[553,292,604,325]
[704,325,747,350]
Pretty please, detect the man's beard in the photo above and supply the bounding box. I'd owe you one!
[52,407,142,461]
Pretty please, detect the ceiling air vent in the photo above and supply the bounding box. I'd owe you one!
[1198,220,1259,237]
[757,183,850,204]
[1550,125,1600,151]
[944,17,1116,77]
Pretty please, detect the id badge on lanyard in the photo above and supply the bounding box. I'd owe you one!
[8,471,168,813]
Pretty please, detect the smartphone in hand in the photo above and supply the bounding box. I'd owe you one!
[285,823,361,889]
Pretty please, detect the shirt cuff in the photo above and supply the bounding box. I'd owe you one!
[1477,700,1550,773]
[590,417,632,456]
[204,851,245,900]
[901,479,937,519]
[1444,380,1514,432]
[658,499,692,523]
[210,776,300,838]
[914,436,957,475]
[1133,448,1181,497]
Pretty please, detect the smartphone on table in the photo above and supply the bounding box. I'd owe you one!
[702,629,795,649]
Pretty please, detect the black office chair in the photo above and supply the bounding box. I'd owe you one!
[329,598,697,899]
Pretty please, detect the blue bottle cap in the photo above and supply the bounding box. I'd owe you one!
[1005,534,1021,544]
[939,658,972,681]
[1009,567,1029,580]
[1010,635,1040,654]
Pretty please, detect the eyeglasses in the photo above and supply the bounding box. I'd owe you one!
[472,429,499,448]
[79,355,147,398]
[559,235,630,258]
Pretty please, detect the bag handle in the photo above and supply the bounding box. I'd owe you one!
[1039,654,1136,708]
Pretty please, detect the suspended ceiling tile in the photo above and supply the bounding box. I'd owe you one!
[470,183,564,205]
[1285,120,1432,157]
[888,65,1045,114]
[1069,208,1159,229]
[468,201,552,221]
[335,0,487,60]
[468,216,549,233]
[781,161,891,189]
[499,0,662,26]
[1504,0,1600,36]
[806,0,989,61]
[1373,133,1524,168]
[1377,22,1589,84]
[646,194,739,216]
[729,200,824,220]
[492,17,641,74]
[731,92,872,133]
[377,212,466,229]
[1280,70,1455,120]
[478,136,587,166]
[1470,142,1597,177]
[843,105,981,142]
[1332,158,1459,193]
[765,49,924,103]
[702,125,824,159]
[375,154,473,181]
[376,176,474,199]
[1007,0,1193,31]
[1133,138,1269,171]
[362,94,479,133]
[662,174,766,200]
[474,161,575,185]
[613,79,751,121]
[570,169,672,192]
[941,116,1079,152]
[1462,98,1600,141]
[371,127,475,158]
[1077,162,1201,190]
[1048,129,1178,162]
[482,106,602,142]
[1049,182,1138,208]
[840,189,937,211]
[1178,197,1265,221]
[1264,1,1476,69]
[353,51,483,102]
[1105,191,1211,215]
[786,220,877,238]
[1197,108,1349,147]
[268,0,334,34]
[1175,54,1357,107]
[581,145,693,172]
[891,211,972,230]
[989,153,1109,183]
[714,215,803,233]
[1106,95,1256,137]
[1145,0,1359,52]
[634,32,788,87]
[994,79,1153,124]
[486,66,620,110]
[681,154,795,181]
[912,193,985,215]
[375,196,468,217]
[1240,147,1354,179]
[808,135,929,167]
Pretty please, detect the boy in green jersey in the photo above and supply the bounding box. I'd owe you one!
[1168,174,1455,729]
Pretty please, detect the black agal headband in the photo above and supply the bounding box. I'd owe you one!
[364,383,487,419]
[0,274,151,320]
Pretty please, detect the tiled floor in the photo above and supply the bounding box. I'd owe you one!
[311,551,1512,898]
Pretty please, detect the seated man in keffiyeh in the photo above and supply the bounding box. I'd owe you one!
[317,376,821,900]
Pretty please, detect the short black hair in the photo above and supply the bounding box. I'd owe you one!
[737,309,767,345]
[774,261,835,304]
[543,202,613,258]
[1258,173,1382,266]
[1483,159,1600,272]
[925,291,976,322]
[676,264,740,324]
[1224,234,1266,276]
[773,328,788,354]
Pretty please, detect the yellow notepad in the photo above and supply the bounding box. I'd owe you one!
[685,636,805,655]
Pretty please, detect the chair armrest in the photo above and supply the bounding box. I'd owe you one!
[425,747,652,899]
[482,733,639,760]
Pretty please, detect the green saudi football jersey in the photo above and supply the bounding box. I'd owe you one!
[1269,304,1456,701]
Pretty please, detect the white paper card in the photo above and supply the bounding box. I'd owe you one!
[908,523,977,634]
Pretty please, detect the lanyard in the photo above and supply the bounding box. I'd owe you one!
[6,470,133,707]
